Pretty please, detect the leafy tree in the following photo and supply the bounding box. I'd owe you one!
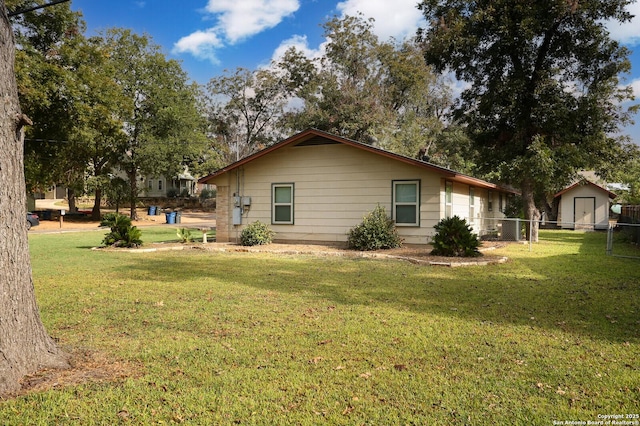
[10,0,85,195]
[11,2,129,219]
[605,143,640,204]
[205,67,288,162]
[101,29,207,219]
[278,14,453,158]
[66,36,130,219]
[418,0,637,241]
[0,0,69,395]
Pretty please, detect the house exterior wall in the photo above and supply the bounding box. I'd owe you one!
[440,183,506,237]
[558,185,611,230]
[145,177,167,198]
[212,143,506,245]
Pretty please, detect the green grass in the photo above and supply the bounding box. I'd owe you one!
[1,229,638,425]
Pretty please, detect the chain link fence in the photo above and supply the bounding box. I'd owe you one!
[474,217,640,259]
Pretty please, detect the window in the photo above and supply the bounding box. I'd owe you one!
[148,179,153,190]
[499,193,504,213]
[158,180,163,191]
[272,183,294,224]
[469,187,475,224]
[487,190,493,212]
[393,180,419,226]
[445,181,453,218]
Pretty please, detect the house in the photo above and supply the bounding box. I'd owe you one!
[144,170,197,198]
[199,129,517,245]
[555,180,617,230]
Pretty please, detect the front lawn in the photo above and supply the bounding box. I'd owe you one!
[1,229,638,424]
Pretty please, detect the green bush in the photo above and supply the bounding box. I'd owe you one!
[431,216,481,257]
[240,221,275,246]
[347,205,403,251]
[176,228,194,243]
[101,212,142,248]
[199,188,217,200]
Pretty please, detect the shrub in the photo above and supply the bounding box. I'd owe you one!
[240,221,275,246]
[176,228,194,243]
[101,213,142,248]
[199,188,217,200]
[430,216,481,257]
[347,205,403,251]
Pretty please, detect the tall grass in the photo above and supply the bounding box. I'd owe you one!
[1,229,638,425]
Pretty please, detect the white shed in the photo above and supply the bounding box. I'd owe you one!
[555,180,617,230]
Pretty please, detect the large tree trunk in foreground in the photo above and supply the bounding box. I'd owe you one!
[0,4,68,395]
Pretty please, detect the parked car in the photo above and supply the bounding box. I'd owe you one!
[27,212,40,230]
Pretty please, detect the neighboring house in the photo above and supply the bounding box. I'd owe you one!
[144,170,197,198]
[33,185,67,200]
[554,180,617,230]
[199,129,517,246]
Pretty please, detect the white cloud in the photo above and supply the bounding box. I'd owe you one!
[173,0,299,62]
[206,0,300,43]
[173,30,224,62]
[270,35,325,63]
[606,2,640,45]
[629,78,640,98]
[336,0,425,42]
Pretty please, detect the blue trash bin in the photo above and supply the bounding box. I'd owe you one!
[166,211,176,224]
[148,206,156,215]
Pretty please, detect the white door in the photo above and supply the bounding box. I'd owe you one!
[574,197,595,230]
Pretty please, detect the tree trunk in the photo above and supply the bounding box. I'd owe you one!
[521,178,541,242]
[127,169,138,220]
[91,187,102,220]
[0,4,69,395]
[67,187,78,213]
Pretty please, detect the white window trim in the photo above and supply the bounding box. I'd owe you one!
[445,180,453,218]
[469,187,476,225]
[272,183,294,225]
[392,180,420,227]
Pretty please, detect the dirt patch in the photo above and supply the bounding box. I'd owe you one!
[117,241,510,266]
[30,209,215,232]
[1,348,143,400]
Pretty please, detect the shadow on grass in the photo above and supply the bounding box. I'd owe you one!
[114,231,639,344]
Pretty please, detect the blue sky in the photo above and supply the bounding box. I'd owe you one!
[71,0,640,144]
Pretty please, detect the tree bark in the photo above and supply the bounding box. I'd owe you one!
[0,3,69,395]
[91,187,103,220]
[127,168,139,220]
[67,187,78,213]
[521,178,541,242]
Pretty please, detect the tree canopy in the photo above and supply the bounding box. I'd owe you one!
[11,3,208,219]
[99,28,207,219]
[418,0,637,240]
[277,14,456,162]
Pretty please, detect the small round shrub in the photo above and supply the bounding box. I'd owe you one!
[240,221,275,246]
[101,212,142,248]
[430,215,481,257]
[199,188,217,200]
[347,205,403,251]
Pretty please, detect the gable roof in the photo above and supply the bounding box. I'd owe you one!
[199,128,517,193]
[554,179,617,199]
